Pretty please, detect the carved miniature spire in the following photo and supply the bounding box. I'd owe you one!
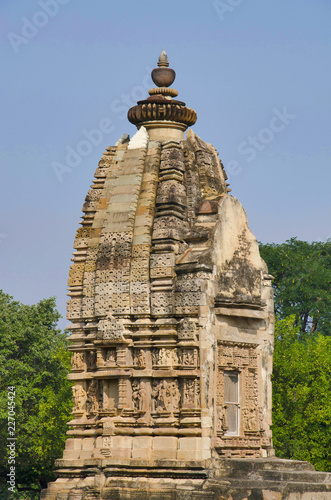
[127,51,197,140]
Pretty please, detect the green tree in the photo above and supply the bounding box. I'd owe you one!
[272,316,331,471]
[259,238,331,335]
[0,291,73,499]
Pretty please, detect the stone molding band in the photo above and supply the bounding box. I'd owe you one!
[128,102,197,128]
[148,87,179,97]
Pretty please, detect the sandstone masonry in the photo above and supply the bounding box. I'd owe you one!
[41,51,331,500]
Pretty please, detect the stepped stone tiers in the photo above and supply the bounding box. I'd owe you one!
[42,52,331,499]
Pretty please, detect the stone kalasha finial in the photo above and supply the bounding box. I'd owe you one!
[158,49,169,67]
[151,50,176,87]
[127,52,197,137]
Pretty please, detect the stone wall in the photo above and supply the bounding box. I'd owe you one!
[62,128,274,465]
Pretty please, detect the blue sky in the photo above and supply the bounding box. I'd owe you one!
[1,0,330,328]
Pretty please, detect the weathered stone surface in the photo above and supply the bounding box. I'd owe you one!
[42,53,331,500]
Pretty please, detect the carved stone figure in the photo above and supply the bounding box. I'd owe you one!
[98,380,104,410]
[86,380,99,413]
[217,406,228,433]
[71,352,84,370]
[152,380,165,412]
[182,349,194,367]
[137,381,147,412]
[152,379,180,412]
[152,348,159,367]
[105,348,116,366]
[159,348,171,366]
[132,380,147,413]
[132,381,140,411]
[243,407,258,432]
[87,350,96,370]
[103,436,112,448]
[72,385,85,411]
[171,349,179,366]
[183,379,195,405]
[133,348,146,368]
[169,380,180,411]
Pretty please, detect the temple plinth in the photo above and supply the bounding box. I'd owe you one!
[42,52,331,500]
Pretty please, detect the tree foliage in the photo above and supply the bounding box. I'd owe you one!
[0,291,73,499]
[260,239,331,470]
[259,238,331,335]
[272,316,331,471]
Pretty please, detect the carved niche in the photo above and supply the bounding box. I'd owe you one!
[181,378,200,409]
[71,351,85,371]
[101,380,118,415]
[216,341,263,438]
[152,348,178,368]
[86,380,99,415]
[105,348,117,366]
[86,350,96,370]
[151,347,197,369]
[179,348,197,368]
[133,348,146,368]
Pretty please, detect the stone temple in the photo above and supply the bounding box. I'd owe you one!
[42,52,331,499]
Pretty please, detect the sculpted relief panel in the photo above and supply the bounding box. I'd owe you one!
[105,348,117,366]
[133,348,147,368]
[151,347,197,369]
[71,352,85,371]
[128,376,200,419]
[152,379,181,413]
[72,379,119,417]
[86,380,99,414]
[72,384,86,413]
[152,348,178,368]
[182,378,200,408]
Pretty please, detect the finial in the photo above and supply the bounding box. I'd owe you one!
[127,52,197,139]
[157,50,169,67]
[152,51,176,87]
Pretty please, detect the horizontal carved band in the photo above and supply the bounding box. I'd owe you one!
[128,103,197,128]
[148,87,179,97]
